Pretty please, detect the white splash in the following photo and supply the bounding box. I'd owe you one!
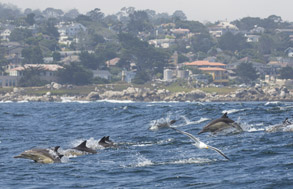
[97,99,134,103]
[265,101,280,106]
[134,154,154,167]
[222,109,245,114]
[181,116,209,126]
[60,96,75,103]
[170,158,212,165]
[17,100,29,103]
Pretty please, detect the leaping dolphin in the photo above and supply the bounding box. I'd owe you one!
[266,118,293,132]
[198,113,243,134]
[14,146,63,163]
[98,136,117,148]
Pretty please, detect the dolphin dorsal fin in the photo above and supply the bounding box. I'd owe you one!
[54,146,60,152]
[221,112,228,118]
[77,140,87,148]
[105,136,110,141]
[99,137,106,143]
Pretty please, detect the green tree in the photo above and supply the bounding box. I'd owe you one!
[127,11,153,34]
[118,33,170,82]
[25,13,35,25]
[18,67,48,87]
[21,45,44,64]
[57,62,93,85]
[172,10,187,21]
[175,20,207,33]
[191,33,215,53]
[53,51,61,61]
[279,66,293,79]
[9,28,32,42]
[86,8,104,21]
[218,32,249,52]
[40,18,60,39]
[131,71,150,84]
[79,51,105,70]
[258,34,276,55]
[235,63,258,84]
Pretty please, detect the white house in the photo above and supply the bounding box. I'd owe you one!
[92,69,112,80]
[121,70,136,83]
[0,29,11,41]
[245,34,261,43]
[65,23,86,37]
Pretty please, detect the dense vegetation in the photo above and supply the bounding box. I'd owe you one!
[0,3,293,86]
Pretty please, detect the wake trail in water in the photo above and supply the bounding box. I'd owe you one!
[179,116,209,127]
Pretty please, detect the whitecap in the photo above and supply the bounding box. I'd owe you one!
[169,158,212,165]
[60,96,75,103]
[76,101,91,104]
[133,154,154,167]
[17,100,29,103]
[97,99,134,103]
[222,109,245,114]
[265,101,280,106]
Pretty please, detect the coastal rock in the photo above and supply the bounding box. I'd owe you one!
[86,92,100,101]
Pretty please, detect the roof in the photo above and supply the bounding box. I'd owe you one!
[10,64,63,72]
[199,67,227,71]
[106,58,120,66]
[184,61,226,66]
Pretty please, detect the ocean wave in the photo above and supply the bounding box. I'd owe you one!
[169,157,213,165]
[265,101,281,106]
[222,109,245,114]
[97,99,135,103]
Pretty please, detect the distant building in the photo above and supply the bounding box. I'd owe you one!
[198,67,229,84]
[245,34,260,43]
[184,60,228,84]
[208,21,239,38]
[170,28,190,35]
[8,64,63,83]
[106,58,120,67]
[0,29,11,41]
[0,76,18,87]
[163,69,174,82]
[92,69,111,80]
[148,38,175,48]
[184,60,226,69]
[121,70,136,83]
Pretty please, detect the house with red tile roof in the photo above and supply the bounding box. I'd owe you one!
[0,64,64,87]
[184,61,228,84]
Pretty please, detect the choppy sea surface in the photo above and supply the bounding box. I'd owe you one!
[1,101,293,188]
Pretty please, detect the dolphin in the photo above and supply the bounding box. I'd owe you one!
[71,140,97,154]
[156,120,177,128]
[266,118,293,132]
[14,146,63,164]
[198,113,243,134]
[98,136,117,148]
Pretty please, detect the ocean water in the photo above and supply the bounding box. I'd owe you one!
[0,101,293,188]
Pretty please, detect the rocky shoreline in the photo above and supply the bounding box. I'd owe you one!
[0,84,292,103]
